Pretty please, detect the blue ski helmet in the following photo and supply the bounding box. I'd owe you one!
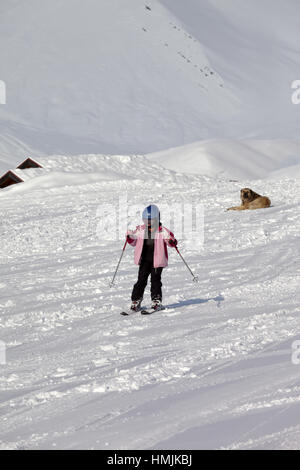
[142,204,160,223]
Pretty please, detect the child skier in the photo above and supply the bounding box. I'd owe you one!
[126,204,177,312]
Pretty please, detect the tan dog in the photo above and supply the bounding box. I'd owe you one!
[227,188,271,211]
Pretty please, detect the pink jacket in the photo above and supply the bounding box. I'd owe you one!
[127,225,177,268]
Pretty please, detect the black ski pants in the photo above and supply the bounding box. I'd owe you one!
[131,261,163,301]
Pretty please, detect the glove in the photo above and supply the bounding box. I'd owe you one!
[168,238,177,247]
[126,229,136,242]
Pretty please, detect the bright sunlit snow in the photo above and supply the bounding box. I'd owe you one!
[0,0,300,451]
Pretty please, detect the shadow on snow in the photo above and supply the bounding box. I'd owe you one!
[165,294,224,310]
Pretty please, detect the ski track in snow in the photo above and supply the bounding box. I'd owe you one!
[0,155,300,449]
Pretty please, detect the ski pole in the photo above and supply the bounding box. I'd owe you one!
[175,245,198,282]
[109,239,128,287]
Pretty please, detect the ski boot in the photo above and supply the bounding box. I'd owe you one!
[130,299,142,312]
[151,298,163,311]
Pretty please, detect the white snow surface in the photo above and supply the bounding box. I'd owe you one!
[1,0,300,451]
[148,139,300,180]
[0,0,236,168]
[0,154,300,450]
[1,0,300,170]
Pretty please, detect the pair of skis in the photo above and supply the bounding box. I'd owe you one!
[120,305,165,316]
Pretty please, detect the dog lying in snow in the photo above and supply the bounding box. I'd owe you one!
[227,188,271,211]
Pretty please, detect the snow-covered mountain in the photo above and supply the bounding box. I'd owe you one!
[148,139,300,180]
[0,0,237,168]
[1,0,300,452]
[160,0,300,138]
[1,0,300,171]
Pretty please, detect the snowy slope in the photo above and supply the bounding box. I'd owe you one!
[268,163,300,180]
[148,139,300,179]
[1,0,300,169]
[0,0,237,168]
[0,154,300,450]
[0,122,44,174]
[160,0,300,138]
